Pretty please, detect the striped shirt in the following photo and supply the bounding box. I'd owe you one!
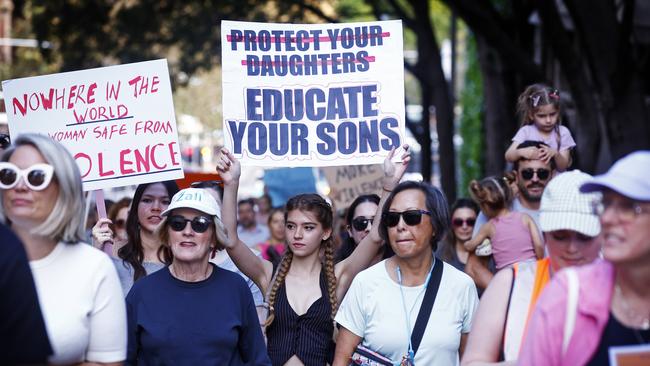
[266,270,333,365]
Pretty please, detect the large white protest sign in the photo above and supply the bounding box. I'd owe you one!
[2,59,183,191]
[221,20,405,167]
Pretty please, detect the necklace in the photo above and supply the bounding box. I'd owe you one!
[396,256,436,366]
[169,263,211,282]
[615,284,650,331]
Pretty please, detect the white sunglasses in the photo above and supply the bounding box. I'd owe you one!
[0,162,55,191]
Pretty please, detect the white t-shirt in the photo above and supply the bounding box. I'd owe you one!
[30,242,127,364]
[336,259,479,366]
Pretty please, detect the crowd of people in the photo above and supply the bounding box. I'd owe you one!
[1,82,649,366]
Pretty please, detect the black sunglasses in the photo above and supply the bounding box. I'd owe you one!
[520,168,551,181]
[452,218,476,227]
[383,209,431,227]
[113,219,126,229]
[168,215,212,233]
[0,134,10,149]
[351,217,373,231]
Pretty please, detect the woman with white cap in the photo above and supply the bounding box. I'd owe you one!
[518,151,650,365]
[461,170,602,366]
[125,188,271,365]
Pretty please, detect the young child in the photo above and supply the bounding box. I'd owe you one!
[505,84,576,171]
[464,174,544,269]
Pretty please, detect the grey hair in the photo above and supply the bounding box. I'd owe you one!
[0,133,86,243]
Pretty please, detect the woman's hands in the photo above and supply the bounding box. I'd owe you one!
[382,144,411,191]
[91,218,114,248]
[216,148,241,187]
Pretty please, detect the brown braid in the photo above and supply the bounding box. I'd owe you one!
[264,250,293,326]
[323,238,338,320]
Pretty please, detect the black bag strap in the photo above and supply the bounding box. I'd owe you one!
[411,257,444,355]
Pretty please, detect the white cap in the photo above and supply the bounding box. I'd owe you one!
[162,188,222,219]
[580,151,650,201]
[540,170,601,237]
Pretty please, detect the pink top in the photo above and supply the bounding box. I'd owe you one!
[490,211,537,269]
[518,260,613,366]
[258,242,286,260]
[512,125,576,151]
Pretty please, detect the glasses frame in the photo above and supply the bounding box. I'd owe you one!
[351,216,373,231]
[168,215,213,233]
[592,199,650,221]
[520,168,551,181]
[0,162,55,191]
[383,209,431,228]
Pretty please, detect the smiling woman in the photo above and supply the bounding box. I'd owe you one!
[103,180,179,295]
[125,188,271,365]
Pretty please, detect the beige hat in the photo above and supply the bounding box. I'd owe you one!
[540,170,601,237]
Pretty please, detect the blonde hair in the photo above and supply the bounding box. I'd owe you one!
[0,133,85,243]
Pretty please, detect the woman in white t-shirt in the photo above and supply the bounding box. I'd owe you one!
[0,133,126,365]
[334,181,479,366]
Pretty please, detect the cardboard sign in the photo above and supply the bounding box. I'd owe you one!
[221,20,405,167]
[2,59,183,190]
[322,164,383,209]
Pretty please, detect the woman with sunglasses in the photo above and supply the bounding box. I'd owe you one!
[125,188,271,365]
[255,206,287,271]
[462,171,602,366]
[519,151,650,366]
[335,194,393,265]
[334,180,479,365]
[110,181,179,294]
[217,145,410,366]
[0,133,126,365]
[437,198,479,272]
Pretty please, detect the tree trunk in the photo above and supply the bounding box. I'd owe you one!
[412,0,457,200]
[475,35,516,176]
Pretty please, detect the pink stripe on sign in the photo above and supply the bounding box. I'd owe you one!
[226,32,391,43]
[240,56,376,66]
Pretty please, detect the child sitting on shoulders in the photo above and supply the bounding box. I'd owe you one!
[505,84,575,171]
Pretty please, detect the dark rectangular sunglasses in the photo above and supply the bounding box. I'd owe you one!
[382,209,431,227]
[452,218,476,227]
[520,168,551,181]
[168,215,212,233]
[351,217,373,231]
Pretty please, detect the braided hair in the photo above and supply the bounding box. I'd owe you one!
[265,194,338,326]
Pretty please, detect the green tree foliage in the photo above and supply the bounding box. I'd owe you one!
[458,35,483,196]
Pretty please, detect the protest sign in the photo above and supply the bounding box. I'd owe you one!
[1,59,183,191]
[221,20,405,167]
[322,164,383,209]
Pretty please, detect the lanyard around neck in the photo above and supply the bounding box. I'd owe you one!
[396,255,436,365]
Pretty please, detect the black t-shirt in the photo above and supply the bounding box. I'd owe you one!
[0,223,52,364]
[587,312,650,365]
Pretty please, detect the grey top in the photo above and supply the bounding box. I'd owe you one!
[111,257,165,295]
[210,252,264,306]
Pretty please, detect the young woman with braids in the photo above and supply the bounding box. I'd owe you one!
[217,146,410,366]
